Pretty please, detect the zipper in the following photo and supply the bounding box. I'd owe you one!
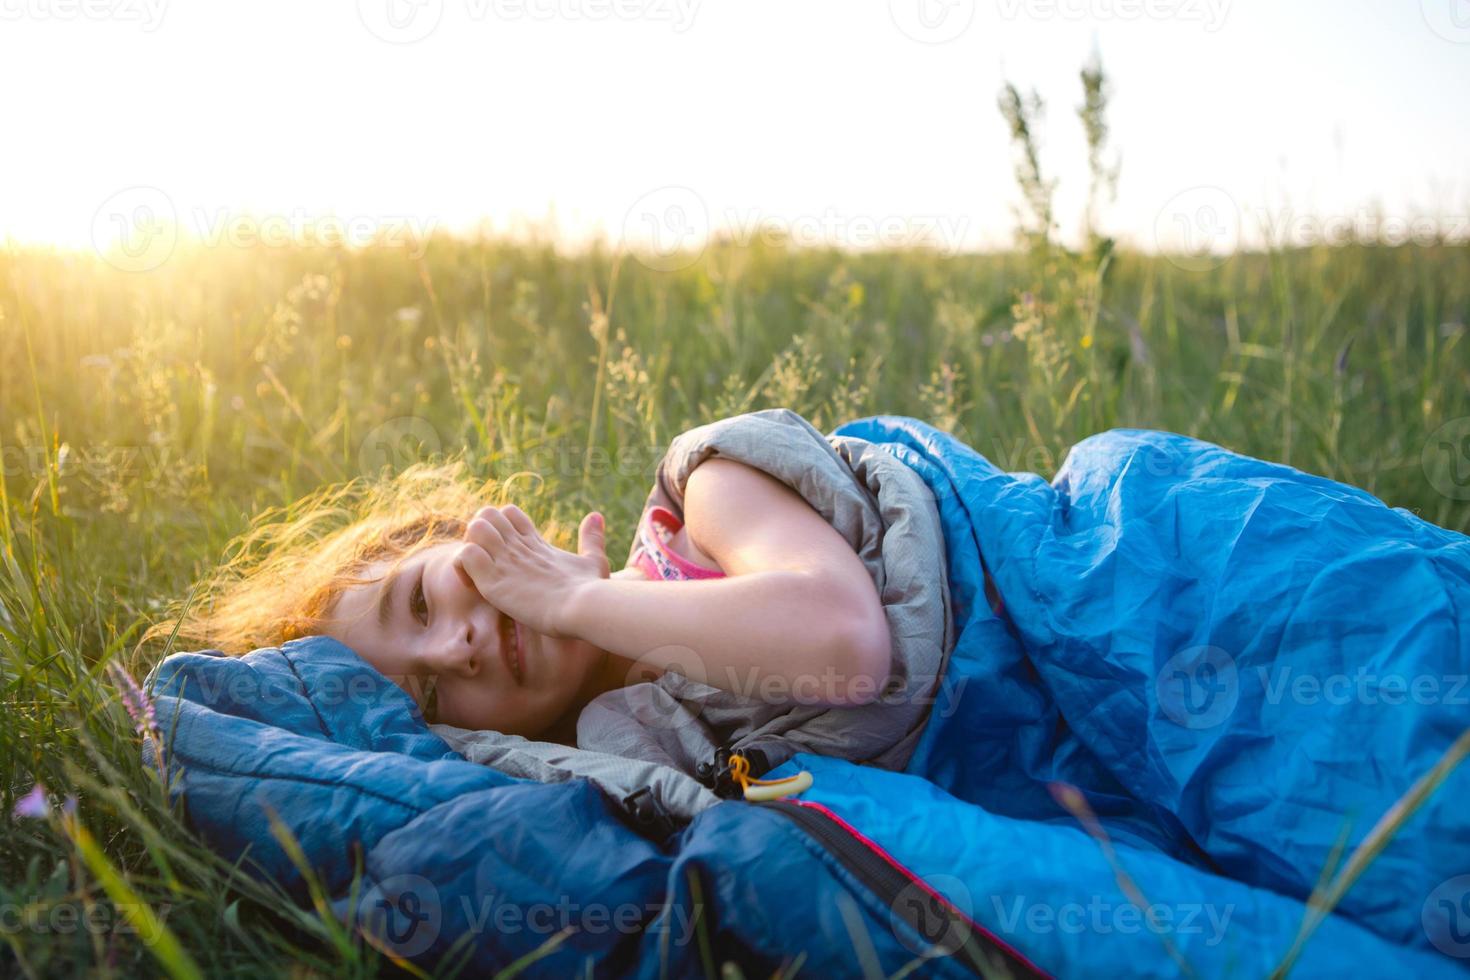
[756,799,1048,980]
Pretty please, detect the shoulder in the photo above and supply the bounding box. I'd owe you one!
[681,455,777,513]
[683,456,785,504]
[680,457,844,581]
[681,456,894,688]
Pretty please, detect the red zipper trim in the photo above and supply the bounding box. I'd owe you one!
[788,799,1049,978]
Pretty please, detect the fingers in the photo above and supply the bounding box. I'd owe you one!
[466,504,522,554]
[577,511,606,560]
[468,504,540,546]
[498,504,540,538]
[453,542,496,596]
[464,514,505,554]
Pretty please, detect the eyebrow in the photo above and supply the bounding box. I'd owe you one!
[377,561,405,627]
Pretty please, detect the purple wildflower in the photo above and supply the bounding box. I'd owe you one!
[106,661,168,784]
[106,661,159,740]
[13,783,50,819]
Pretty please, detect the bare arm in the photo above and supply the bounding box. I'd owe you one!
[565,458,893,706]
[455,458,893,706]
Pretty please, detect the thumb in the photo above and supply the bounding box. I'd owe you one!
[577,511,606,560]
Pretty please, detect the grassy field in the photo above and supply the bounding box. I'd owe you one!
[2,226,1468,977]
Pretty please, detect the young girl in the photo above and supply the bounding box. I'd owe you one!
[161,409,949,774]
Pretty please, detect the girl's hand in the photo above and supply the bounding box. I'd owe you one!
[453,505,609,639]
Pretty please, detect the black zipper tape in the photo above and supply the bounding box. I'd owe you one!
[756,799,1048,980]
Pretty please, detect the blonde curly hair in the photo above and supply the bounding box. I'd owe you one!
[149,460,555,655]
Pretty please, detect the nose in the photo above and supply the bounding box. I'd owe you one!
[422,620,484,678]
[421,566,497,679]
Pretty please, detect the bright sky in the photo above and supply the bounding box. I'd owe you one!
[2,0,1468,257]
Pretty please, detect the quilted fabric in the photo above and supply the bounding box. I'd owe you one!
[146,415,1470,976]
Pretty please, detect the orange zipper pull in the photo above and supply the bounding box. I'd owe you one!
[727,753,813,801]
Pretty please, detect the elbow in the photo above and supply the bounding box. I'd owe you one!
[829,616,894,707]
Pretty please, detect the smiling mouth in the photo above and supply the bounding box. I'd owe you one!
[501,617,524,685]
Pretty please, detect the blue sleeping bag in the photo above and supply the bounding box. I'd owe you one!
[147,417,1470,976]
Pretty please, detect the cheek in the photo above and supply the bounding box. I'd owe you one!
[535,637,601,702]
[442,686,522,733]
[440,680,558,736]
[435,638,594,734]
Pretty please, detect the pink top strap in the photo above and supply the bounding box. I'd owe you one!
[630,505,726,581]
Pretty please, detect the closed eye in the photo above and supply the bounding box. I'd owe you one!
[409,569,429,626]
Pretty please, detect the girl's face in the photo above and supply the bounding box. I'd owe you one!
[322,540,603,737]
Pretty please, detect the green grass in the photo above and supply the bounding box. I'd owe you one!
[2,230,1468,977]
